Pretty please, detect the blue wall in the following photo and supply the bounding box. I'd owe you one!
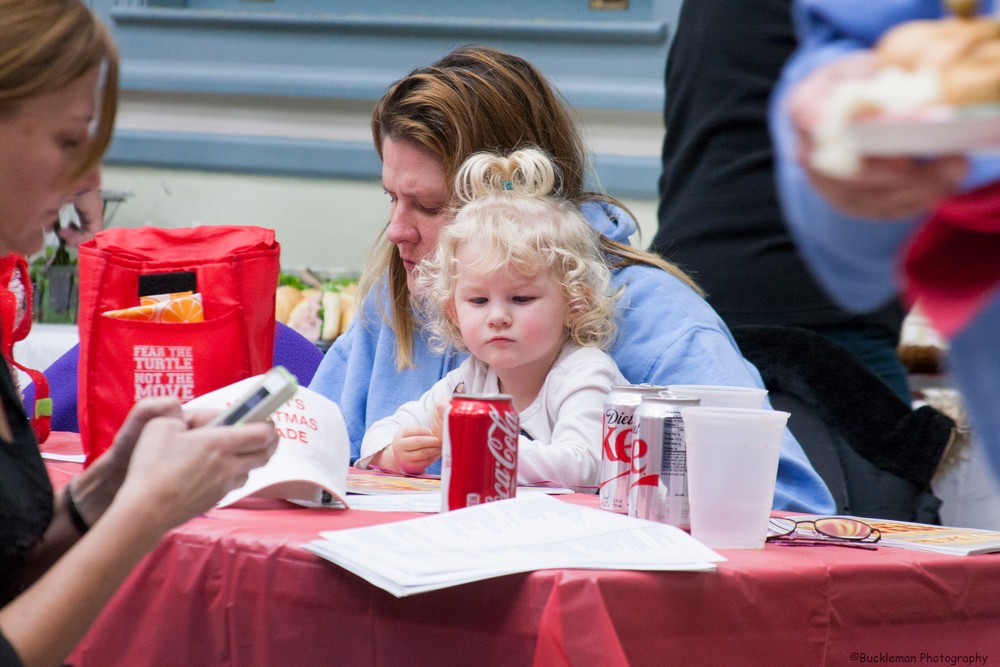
[92,0,682,198]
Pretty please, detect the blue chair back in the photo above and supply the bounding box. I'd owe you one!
[22,321,324,433]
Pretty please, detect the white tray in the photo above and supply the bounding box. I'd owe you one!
[848,105,1000,156]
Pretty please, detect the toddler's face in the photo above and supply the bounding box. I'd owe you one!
[451,245,569,379]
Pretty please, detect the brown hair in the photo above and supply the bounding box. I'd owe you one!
[366,45,700,369]
[0,0,119,181]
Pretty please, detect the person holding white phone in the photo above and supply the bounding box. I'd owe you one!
[0,3,279,665]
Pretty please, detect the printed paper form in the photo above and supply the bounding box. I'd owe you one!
[306,494,723,596]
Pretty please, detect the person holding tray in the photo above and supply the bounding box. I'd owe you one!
[771,0,1000,484]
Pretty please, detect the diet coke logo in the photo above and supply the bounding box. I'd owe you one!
[486,404,519,500]
[605,408,633,427]
[630,436,649,477]
[603,410,634,464]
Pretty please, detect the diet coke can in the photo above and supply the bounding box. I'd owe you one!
[599,384,669,513]
[628,394,700,527]
[441,394,519,512]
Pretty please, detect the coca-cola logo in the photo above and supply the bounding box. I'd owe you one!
[486,404,518,500]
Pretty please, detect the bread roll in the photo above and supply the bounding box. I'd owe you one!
[877,18,1000,71]
[286,289,322,341]
[875,16,1000,105]
[941,39,1000,104]
[320,290,341,341]
[338,290,356,336]
[275,285,304,324]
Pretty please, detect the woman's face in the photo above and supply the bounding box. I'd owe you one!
[381,137,451,291]
[0,67,102,257]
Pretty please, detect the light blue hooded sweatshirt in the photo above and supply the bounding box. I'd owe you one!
[310,200,835,513]
[771,0,1000,487]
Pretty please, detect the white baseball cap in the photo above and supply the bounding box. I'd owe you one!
[184,376,351,509]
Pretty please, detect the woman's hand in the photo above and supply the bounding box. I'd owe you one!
[800,153,968,219]
[35,400,276,575]
[115,417,279,532]
[71,398,186,525]
[103,398,185,473]
[5,417,276,667]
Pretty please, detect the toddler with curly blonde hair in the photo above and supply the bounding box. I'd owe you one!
[357,147,626,490]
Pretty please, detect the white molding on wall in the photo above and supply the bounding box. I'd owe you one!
[115,91,663,156]
[109,91,663,197]
[115,91,376,143]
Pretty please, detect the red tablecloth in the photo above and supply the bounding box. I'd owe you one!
[41,433,1000,667]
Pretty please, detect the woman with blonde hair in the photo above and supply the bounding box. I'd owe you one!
[0,3,278,665]
[310,44,834,513]
[358,148,626,489]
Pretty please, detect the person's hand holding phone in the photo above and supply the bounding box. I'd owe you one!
[207,366,298,427]
[117,416,279,531]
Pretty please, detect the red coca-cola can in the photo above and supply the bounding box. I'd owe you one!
[441,393,519,511]
[599,384,669,513]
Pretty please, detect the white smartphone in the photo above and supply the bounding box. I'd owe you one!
[208,366,298,427]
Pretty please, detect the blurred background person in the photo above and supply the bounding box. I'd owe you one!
[771,1,1000,491]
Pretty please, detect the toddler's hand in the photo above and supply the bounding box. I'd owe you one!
[380,425,442,476]
[429,399,450,440]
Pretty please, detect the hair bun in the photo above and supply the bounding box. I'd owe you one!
[454,147,560,202]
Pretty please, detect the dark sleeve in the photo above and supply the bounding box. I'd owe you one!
[653,0,809,320]
[0,630,24,667]
[652,0,904,333]
[0,359,53,606]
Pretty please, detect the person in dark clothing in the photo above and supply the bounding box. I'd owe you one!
[0,4,278,665]
[652,0,911,402]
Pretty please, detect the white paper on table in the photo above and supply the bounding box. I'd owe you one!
[344,493,441,513]
[345,486,573,513]
[40,452,86,463]
[305,494,724,596]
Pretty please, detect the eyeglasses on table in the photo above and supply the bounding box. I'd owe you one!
[767,516,881,550]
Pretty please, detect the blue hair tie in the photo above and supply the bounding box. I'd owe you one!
[502,180,513,191]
